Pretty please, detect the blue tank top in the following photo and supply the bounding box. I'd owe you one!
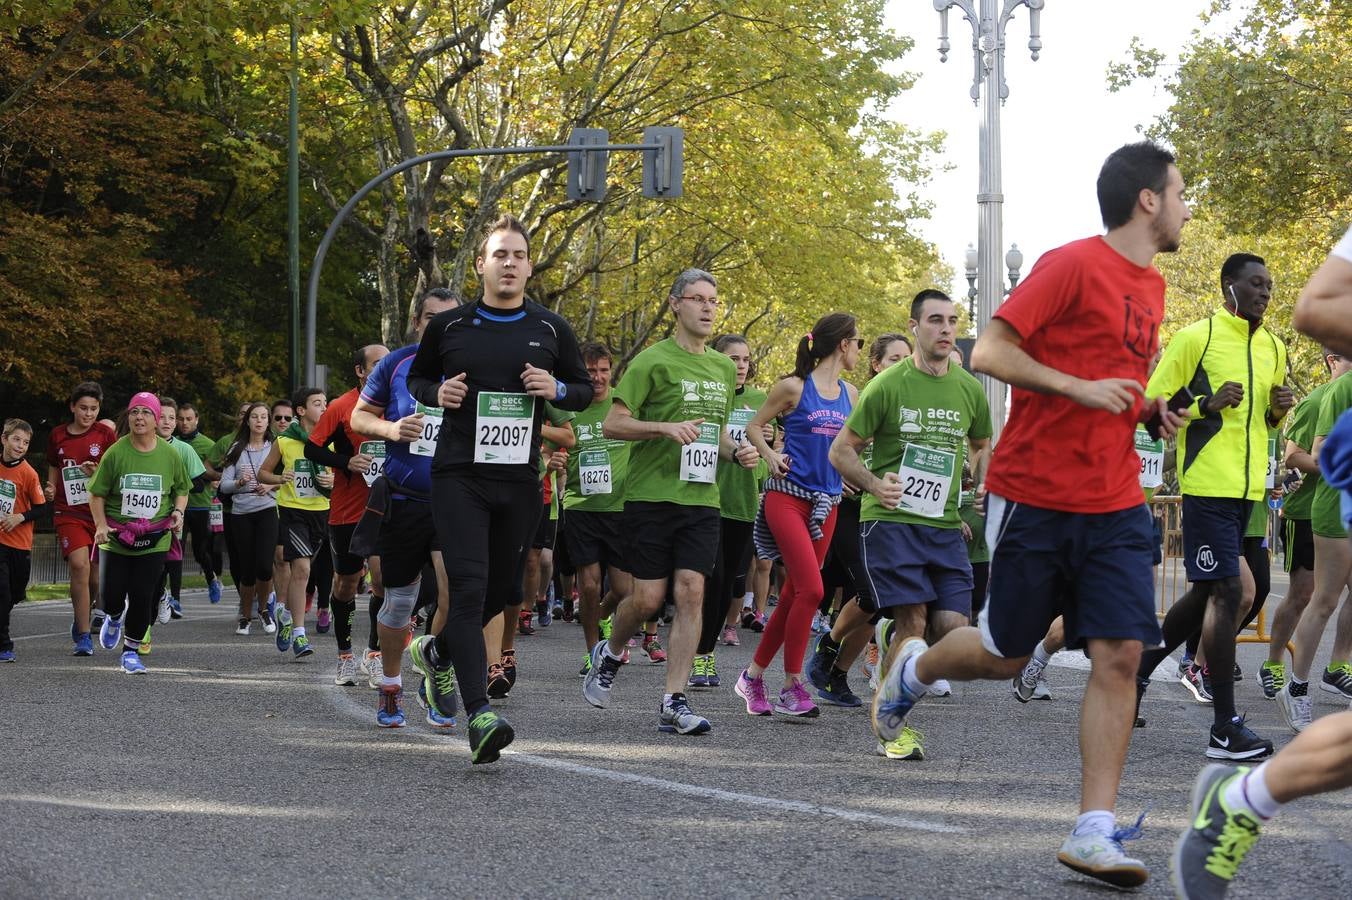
[781,375,851,494]
[359,346,435,499]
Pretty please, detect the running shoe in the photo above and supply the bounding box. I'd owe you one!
[376,686,405,728]
[1231,662,1242,682]
[774,681,819,718]
[734,669,772,716]
[1171,764,1262,900]
[1134,676,1149,728]
[1181,665,1214,704]
[1057,821,1149,889]
[578,655,591,677]
[582,641,621,708]
[862,641,879,689]
[1319,662,1352,698]
[767,593,779,608]
[501,649,517,688]
[751,611,766,632]
[487,662,511,699]
[139,626,152,656]
[818,668,863,707]
[704,653,720,687]
[871,638,927,742]
[1206,714,1273,761]
[156,591,172,624]
[468,709,514,763]
[91,610,106,637]
[806,633,840,691]
[409,636,458,719]
[266,592,276,621]
[874,618,896,662]
[0,649,14,663]
[208,578,223,604]
[740,609,757,630]
[1276,681,1312,733]
[537,601,552,628]
[1258,660,1284,700]
[930,678,953,697]
[810,611,831,635]
[1030,679,1052,700]
[292,634,314,658]
[99,607,125,650]
[1013,653,1049,703]
[517,610,535,636]
[72,633,93,657]
[334,653,358,686]
[598,615,612,643]
[119,650,147,675]
[1179,655,1194,678]
[642,635,667,663]
[305,586,316,613]
[659,693,711,735]
[316,609,332,634]
[260,610,277,634]
[362,650,383,689]
[416,681,456,729]
[168,596,184,619]
[626,632,639,649]
[235,617,251,636]
[720,625,739,647]
[875,725,924,760]
[275,605,293,652]
[687,655,709,688]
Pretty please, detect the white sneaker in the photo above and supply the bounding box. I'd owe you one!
[334,654,359,686]
[1277,684,1313,733]
[260,613,277,635]
[156,592,172,625]
[234,617,251,636]
[930,678,953,697]
[1057,830,1148,888]
[362,650,384,689]
[1031,678,1052,700]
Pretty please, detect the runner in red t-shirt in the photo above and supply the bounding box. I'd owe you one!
[44,381,118,656]
[870,142,1193,890]
[305,343,388,686]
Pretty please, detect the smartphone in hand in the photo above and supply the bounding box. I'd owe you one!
[1145,386,1194,441]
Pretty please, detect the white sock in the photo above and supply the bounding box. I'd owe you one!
[1033,641,1052,666]
[293,626,307,638]
[381,674,401,689]
[900,654,933,697]
[1073,809,1116,838]
[743,592,754,608]
[1223,763,1280,820]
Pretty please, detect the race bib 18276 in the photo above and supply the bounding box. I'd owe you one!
[578,449,612,496]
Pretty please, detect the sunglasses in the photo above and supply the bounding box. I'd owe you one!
[273,415,293,422]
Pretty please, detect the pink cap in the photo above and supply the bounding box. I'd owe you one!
[127,391,162,420]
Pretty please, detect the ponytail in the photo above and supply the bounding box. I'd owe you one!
[787,312,857,380]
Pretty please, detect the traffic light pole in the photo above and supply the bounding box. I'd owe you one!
[304,132,680,388]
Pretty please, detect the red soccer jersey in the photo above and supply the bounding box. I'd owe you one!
[984,236,1164,514]
[45,421,117,521]
[309,387,374,526]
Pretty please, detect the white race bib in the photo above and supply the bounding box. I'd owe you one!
[410,401,444,458]
[1135,428,1165,490]
[359,441,386,486]
[121,473,163,517]
[897,444,956,519]
[679,423,720,484]
[578,449,613,496]
[474,392,535,465]
[62,464,90,506]
[1266,436,1278,490]
[726,408,754,445]
[0,480,15,517]
[292,459,320,499]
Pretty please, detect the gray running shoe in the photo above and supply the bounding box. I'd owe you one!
[1170,764,1262,900]
[1012,654,1049,703]
[582,640,621,709]
[658,693,710,735]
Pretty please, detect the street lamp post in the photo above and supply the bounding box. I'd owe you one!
[934,0,1043,438]
[964,242,1023,322]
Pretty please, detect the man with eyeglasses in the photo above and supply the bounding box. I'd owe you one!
[828,289,991,762]
[582,267,760,735]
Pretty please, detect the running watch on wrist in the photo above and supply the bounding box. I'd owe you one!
[554,379,567,401]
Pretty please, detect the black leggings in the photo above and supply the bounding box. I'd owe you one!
[220,505,245,586]
[184,508,221,581]
[232,509,278,586]
[699,518,754,655]
[308,536,333,608]
[102,550,167,651]
[0,546,32,650]
[431,474,539,715]
[1141,575,1244,725]
[1183,536,1271,656]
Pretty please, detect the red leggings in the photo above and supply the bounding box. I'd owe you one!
[752,491,838,674]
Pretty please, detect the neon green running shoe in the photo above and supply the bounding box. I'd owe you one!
[1171,764,1263,899]
[140,626,153,656]
[468,709,515,764]
[875,725,925,760]
[1258,660,1284,700]
[599,615,613,643]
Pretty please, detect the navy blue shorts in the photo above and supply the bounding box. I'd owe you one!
[859,520,972,617]
[978,495,1161,658]
[1181,495,1251,582]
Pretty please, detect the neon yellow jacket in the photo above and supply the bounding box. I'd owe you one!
[1146,308,1287,501]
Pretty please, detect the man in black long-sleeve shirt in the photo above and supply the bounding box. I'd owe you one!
[406,213,592,764]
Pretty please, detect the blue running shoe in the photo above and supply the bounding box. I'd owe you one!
[208,578,222,604]
[376,687,406,728]
[818,668,863,707]
[417,681,457,729]
[806,633,838,691]
[538,602,552,628]
[99,608,124,650]
[119,651,146,674]
[73,633,93,657]
[292,633,314,658]
[409,636,458,719]
[0,649,14,663]
[871,638,928,742]
[275,607,293,652]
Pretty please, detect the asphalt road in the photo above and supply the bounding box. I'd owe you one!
[3,582,1351,899]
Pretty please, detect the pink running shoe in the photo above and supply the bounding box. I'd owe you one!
[734,669,772,716]
[774,681,820,718]
[642,635,667,663]
[720,625,739,646]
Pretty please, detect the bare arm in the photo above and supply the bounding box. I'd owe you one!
[255,442,286,485]
[1294,253,1352,356]
[603,400,696,444]
[968,437,991,487]
[829,427,902,508]
[1285,438,1319,475]
[972,318,1143,413]
[748,377,801,477]
[542,421,575,450]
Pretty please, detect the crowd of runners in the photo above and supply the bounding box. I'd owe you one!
[4,143,1352,898]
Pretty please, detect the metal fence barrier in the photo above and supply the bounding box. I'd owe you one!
[27,531,217,587]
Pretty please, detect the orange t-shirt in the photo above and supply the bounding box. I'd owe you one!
[0,458,46,550]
